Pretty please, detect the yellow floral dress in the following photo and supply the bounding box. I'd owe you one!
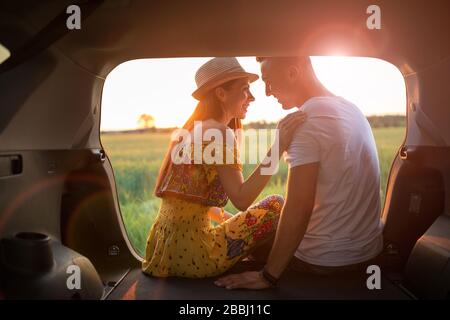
[142,141,284,278]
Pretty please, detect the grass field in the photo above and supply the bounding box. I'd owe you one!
[101,127,405,256]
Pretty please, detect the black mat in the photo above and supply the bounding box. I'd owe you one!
[106,261,411,300]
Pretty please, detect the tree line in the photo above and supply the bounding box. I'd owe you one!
[243,115,406,129]
[102,114,405,134]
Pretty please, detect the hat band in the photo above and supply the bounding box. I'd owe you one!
[196,66,245,88]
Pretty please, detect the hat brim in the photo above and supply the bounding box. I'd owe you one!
[192,71,259,100]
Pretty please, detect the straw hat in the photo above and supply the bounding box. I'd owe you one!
[192,57,259,100]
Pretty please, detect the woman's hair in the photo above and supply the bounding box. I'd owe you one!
[154,79,243,196]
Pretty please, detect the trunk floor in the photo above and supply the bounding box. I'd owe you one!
[106,261,411,300]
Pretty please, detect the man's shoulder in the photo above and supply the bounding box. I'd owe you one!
[301,96,365,128]
[294,97,340,132]
[302,96,349,113]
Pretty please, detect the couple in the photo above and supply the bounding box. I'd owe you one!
[142,57,384,290]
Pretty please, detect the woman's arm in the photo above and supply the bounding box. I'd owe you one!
[216,112,306,211]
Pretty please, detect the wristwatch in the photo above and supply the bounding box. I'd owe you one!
[260,266,279,287]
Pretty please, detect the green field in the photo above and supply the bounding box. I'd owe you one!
[101,127,405,256]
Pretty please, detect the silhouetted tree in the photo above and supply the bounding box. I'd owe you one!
[137,113,155,129]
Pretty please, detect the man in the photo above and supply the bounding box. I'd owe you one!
[214,56,384,289]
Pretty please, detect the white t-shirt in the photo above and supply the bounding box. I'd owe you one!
[285,96,384,266]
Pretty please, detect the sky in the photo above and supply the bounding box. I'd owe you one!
[100,56,406,131]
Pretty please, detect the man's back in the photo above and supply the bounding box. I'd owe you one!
[285,96,383,266]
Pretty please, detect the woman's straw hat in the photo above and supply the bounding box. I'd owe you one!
[192,57,259,100]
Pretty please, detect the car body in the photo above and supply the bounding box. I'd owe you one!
[0,0,449,300]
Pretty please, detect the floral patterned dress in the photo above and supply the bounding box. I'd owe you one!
[142,140,284,278]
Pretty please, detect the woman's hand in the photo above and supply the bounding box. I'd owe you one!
[215,111,306,211]
[208,207,233,223]
[276,111,307,152]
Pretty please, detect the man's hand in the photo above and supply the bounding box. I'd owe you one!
[214,271,271,290]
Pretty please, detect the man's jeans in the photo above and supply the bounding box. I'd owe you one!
[248,233,382,276]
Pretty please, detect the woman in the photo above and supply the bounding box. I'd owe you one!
[142,57,305,278]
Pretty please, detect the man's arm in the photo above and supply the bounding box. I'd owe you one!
[214,162,319,290]
[264,162,319,278]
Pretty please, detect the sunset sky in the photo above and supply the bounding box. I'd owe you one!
[100,56,406,131]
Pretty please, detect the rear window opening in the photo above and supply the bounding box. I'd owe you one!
[100,57,406,256]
